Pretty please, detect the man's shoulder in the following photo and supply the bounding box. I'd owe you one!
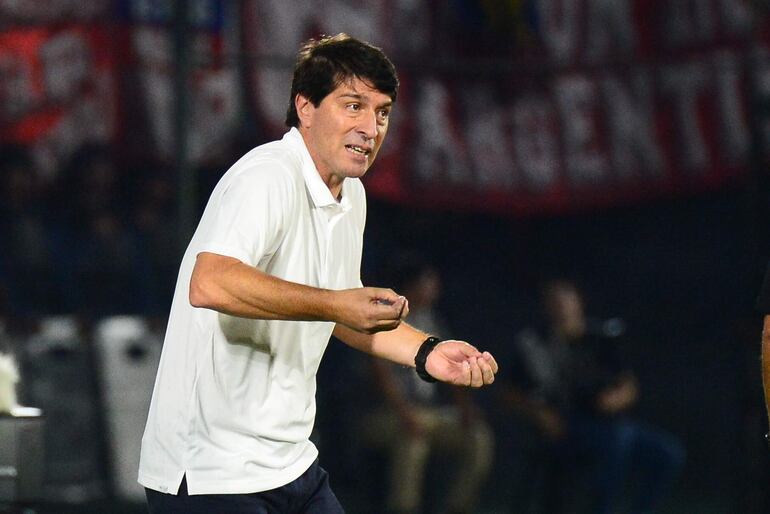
[223,140,304,189]
[238,139,304,175]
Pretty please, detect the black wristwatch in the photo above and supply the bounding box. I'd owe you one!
[414,336,443,383]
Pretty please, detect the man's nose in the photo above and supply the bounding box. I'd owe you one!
[358,110,378,140]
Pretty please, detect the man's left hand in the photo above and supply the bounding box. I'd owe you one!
[425,341,498,387]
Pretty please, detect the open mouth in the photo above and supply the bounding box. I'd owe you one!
[345,144,372,156]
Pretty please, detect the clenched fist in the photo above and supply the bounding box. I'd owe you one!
[332,287,409,334]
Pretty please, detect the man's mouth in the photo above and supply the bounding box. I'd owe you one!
[345,144,372,156]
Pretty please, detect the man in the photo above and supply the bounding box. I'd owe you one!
[503,279,684,514]
[138,33,498,514]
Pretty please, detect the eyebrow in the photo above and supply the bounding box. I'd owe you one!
[338,92,393,108]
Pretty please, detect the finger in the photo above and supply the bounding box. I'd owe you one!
[477,357,495,384]
[449,340,481,357]
[371,287,402,304]
[464,357,477,388]
[464,360,472,387]
[399,297,409,319]
[481,351,499,374]
[479,351,498,373]
[370,300,404,321]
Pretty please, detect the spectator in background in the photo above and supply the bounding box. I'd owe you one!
[362,253,494,514]
[131,167,179,319]
[502,279,685,514]
[0,144,55,317]
[53,144,153,318]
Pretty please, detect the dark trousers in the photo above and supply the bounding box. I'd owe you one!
[145,460,345,514]
[549,415,686,514]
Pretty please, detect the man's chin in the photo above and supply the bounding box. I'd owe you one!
[344,166,369,179]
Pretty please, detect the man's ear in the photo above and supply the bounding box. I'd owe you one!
[295,94,313,128]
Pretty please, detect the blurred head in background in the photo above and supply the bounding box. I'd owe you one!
[541,279,587,340]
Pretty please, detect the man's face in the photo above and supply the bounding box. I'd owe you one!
[297,77,393,193]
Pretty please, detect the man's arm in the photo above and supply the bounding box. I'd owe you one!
[762,315,770,429]
[189,252,407,334]
[333,322,498,387]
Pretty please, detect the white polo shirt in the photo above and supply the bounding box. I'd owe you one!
[138,128,366,495]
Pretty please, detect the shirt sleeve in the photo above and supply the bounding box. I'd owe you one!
[757,261,770,314]
[195,162,296,267]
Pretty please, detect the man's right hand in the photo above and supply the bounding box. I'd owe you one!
[332,287,409,334]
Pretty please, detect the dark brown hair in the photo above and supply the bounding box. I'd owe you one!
[285,33,399,128]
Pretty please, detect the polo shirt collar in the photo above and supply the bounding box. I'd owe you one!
[284,128,353,213]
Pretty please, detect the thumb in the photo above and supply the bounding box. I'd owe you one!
[443,340,480,357]
[370,288,403,305]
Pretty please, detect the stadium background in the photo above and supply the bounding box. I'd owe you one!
[1,1,770,512]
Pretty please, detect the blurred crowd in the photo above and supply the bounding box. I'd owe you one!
[0,143,178,327]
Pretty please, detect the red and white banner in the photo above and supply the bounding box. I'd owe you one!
[0,24,116,177]
[2,0,770,214]
[242,0,770,214]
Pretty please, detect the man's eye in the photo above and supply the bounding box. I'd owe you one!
[378,109,390,119]
[347,103,361,112]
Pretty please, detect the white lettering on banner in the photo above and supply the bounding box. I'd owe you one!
[0,53,34,120]
[714,51,749,164]
[133,27,174,155]
[414,79,471,185]
[660,61,709,172]
[132,25,239,163]
[512,96,560,191]
[554,75,609,185]
[463,86,516,190]
[246,0,317,128]
[131,24,172,66]
[32,74,115,177]
[585,0,636,63]
[535,0,580,63]
[751,47,770,159]
[188,70,239,163]
[664,0,716,49]
[601,71,663,179]
[40,32,91,101]
[142,71,173,155]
